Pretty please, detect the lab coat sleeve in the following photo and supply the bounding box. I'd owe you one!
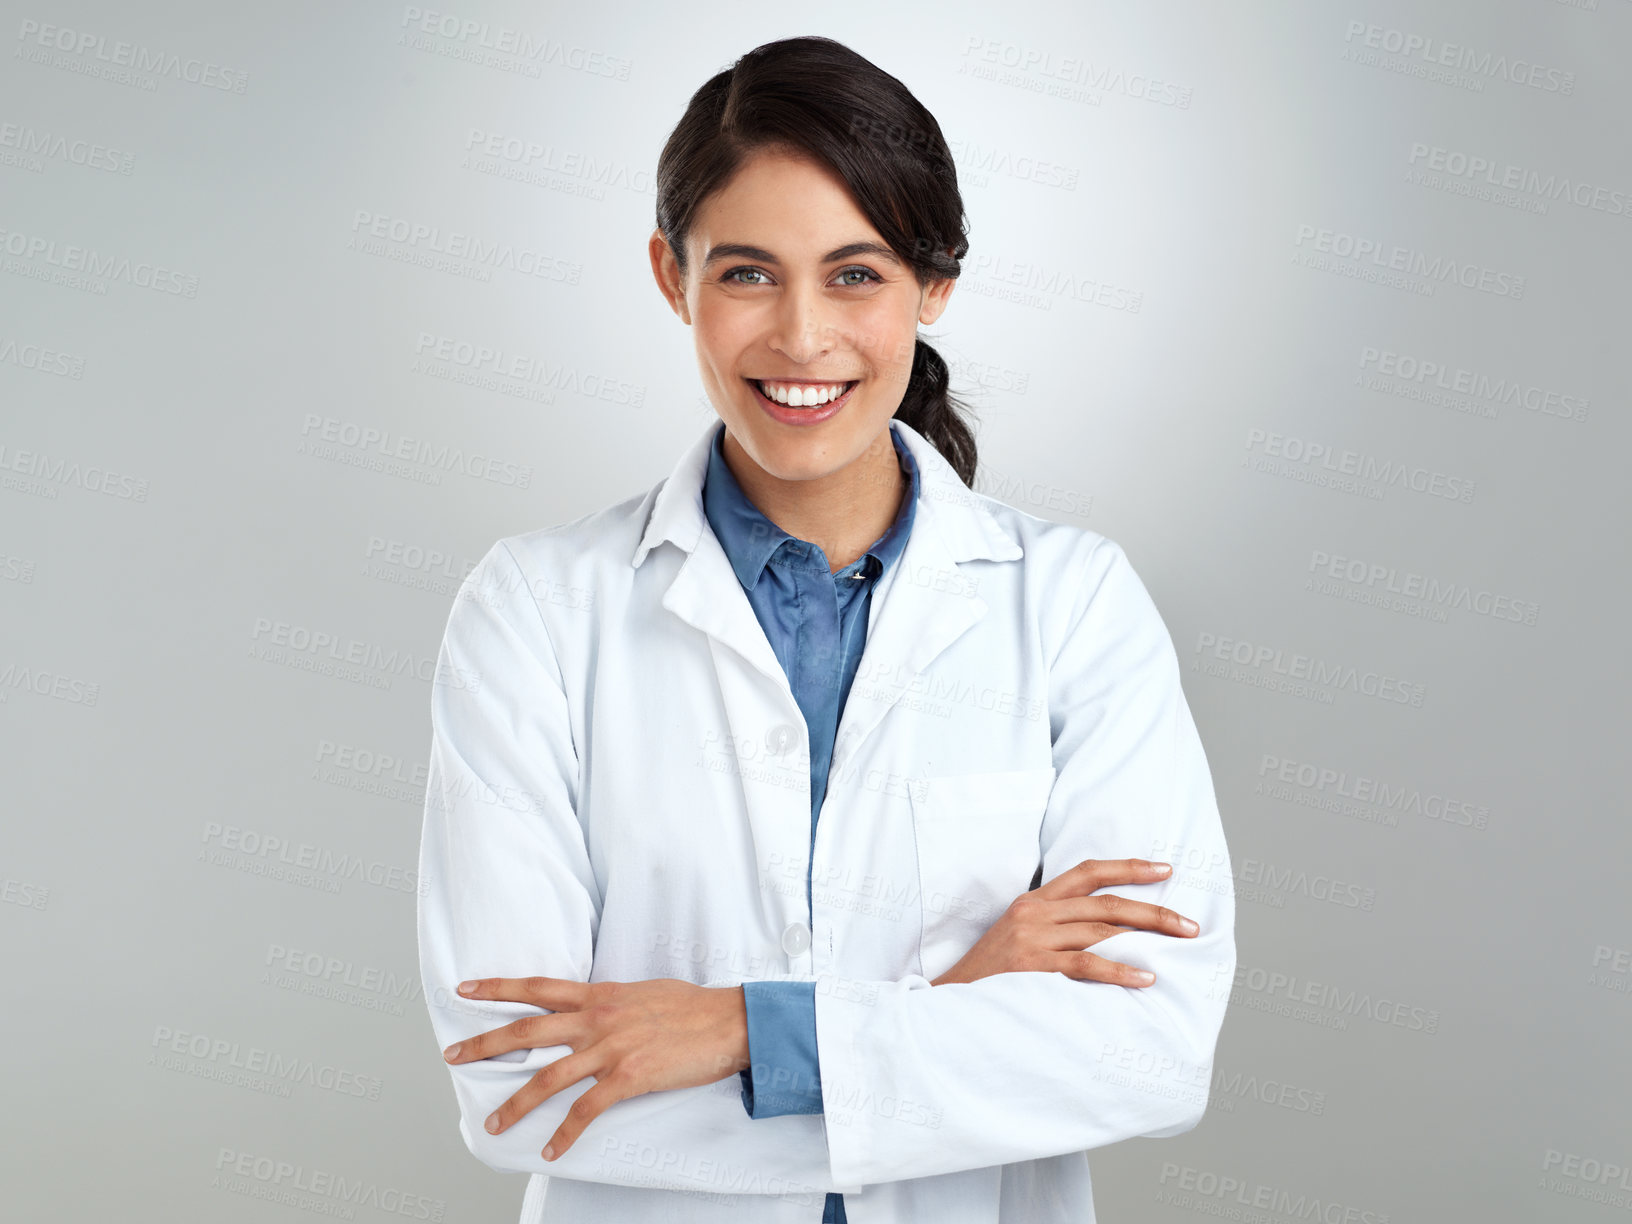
[813,536,1236,1186]
[417,541,839,1198]
[739,980,824,1117]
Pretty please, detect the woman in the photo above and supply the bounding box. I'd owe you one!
[417,35,1234,1224]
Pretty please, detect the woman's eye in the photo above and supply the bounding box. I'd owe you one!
[722,267,769,286]
[835,266,882,287]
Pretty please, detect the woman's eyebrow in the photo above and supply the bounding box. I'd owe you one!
[702,240,903,269]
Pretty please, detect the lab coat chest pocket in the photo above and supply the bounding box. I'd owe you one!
[909,766,1057,981]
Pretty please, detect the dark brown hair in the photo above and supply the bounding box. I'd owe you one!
[654,35,979,486]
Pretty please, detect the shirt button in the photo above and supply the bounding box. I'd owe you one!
[781,921,812,956]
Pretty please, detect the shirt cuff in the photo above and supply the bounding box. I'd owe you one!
[737,980,824,1118]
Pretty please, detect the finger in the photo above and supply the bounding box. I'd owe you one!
[1090,894,1207,946]
[485,1048,603,1135]
[544,1075,632,1162]
[446,977,598,1062]
[1030,892,1197,940]
[458,975,595,1009]
[1053,948,1159,987]
[446,1009,579,1064]
[1033,858,1171,901]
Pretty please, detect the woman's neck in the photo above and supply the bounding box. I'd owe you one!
[721,428,906,573]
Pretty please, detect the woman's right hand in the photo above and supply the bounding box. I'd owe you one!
[929,859,1197,988]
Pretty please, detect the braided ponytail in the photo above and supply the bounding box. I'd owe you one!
[895,336,977,488]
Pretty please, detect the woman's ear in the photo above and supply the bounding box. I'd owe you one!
[648,229,692,324]
[919,274,956,327]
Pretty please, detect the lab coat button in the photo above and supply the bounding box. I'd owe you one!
[781,921,811,956]
[766,722,800,757]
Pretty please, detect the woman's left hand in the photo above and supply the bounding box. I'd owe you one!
[442,976,750,1162]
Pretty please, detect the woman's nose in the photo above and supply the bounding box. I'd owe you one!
[767,283,838,363]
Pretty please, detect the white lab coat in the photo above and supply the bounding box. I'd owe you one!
[416,417,1235,1224]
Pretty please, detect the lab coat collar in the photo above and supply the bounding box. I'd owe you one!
[631,416,1022,569]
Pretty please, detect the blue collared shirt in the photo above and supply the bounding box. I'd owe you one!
[701,420,920,1224]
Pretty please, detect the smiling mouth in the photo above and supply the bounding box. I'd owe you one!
[745,378,859,408]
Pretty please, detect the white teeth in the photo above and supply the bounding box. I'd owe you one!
[754,380,853,407]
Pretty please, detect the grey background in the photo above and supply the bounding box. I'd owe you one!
[2,2,1627,1221]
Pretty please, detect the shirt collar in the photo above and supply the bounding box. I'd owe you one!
[631,414,1021,571]
[701,421,921,590]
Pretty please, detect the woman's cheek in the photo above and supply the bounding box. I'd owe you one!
[851,302,916,371]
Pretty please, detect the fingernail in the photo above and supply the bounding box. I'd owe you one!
[444,1043,461,1061]
[1181,919,1199,934]
[1151,863,1170,873]
[458,980,478,995]
[1135,970,1156,984]
[542,1144,556,1161]
[485,1113,500,1134]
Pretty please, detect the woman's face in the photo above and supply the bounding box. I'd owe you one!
[650,146,954,486]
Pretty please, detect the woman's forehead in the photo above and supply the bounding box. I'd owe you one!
[690,154,882,259]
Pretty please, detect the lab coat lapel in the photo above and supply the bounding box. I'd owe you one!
[662,532,800,718]
[831,499,988,769]
[831,419,1025,770]
[632,421,798,712]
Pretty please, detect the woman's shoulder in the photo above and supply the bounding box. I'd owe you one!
[485,483,657,571]
[967,493,1166,648]
[447,484,660,629]
[969,488,1126,585]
